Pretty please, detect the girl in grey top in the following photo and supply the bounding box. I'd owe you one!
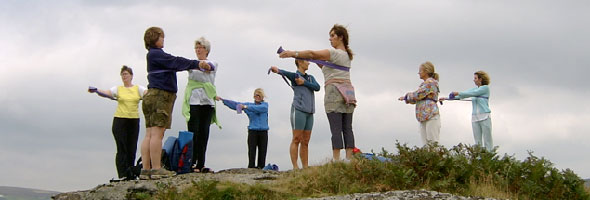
[270,59,320,169]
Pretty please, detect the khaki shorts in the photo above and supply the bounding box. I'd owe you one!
[142,88,176,129]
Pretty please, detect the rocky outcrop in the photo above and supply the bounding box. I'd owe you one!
[52,168,280,200]
[53,168,495,200]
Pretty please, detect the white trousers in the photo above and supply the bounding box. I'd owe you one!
[419,115,441,145]
[472,117,493,151]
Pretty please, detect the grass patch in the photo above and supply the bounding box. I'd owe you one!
[137,143,590,200]
[278,143,590,199]
[129,179,296,200]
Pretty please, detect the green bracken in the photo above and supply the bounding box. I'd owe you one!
[136,143,590,200]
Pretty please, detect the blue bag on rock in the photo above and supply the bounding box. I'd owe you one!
[170,131,194,174]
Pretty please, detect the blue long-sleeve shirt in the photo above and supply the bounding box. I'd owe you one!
[222,99,269,131]
[146,48,199,93]
[455,85,491,115]
[279,69,320,114]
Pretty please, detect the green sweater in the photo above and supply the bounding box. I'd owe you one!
[182,79,221,129]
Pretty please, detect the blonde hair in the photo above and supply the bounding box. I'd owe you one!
[475,70,490,85]
[144,27,164,50]
[421,61,439,81]
[254,88,265,99]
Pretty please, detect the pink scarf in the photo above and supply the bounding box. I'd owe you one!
[325,79,356,106]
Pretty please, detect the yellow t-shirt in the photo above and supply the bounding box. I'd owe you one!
[113,85,143,118]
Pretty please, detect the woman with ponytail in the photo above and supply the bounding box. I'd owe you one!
[399,61,441,145]
[279,24,356,161]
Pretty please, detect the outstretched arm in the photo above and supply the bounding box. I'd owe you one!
[280,49,331,61]
[219,98,241,111]
[244,102,268,113]
[457,86,489,99]
[150,50,200,71]
[403,81,437,104]
[88,86,115,100]
[277,69,296,79]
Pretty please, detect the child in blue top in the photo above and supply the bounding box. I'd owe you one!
[270,59,320,169]
[216,88,269,168]
[440,70,492,151]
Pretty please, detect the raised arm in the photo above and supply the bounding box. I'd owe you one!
[279,49,331,61]
[457,86,489,99]
[150,50,200,71]
[244,102,268,113]
[277,69,297,79]
[88,86,115,100]
[405,81,437,104]
[221,98,241,111]
[98,89,114,99]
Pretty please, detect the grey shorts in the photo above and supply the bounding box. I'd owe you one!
[290,106,314,131]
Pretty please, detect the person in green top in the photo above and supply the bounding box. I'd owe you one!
[182,37,220,173]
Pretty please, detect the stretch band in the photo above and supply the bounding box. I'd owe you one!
[442,92,489,105]
[88,86,116,100]
[277,46,350,72]
[449,92,488,100]
[236,104,244,114]
[268,67,297,87]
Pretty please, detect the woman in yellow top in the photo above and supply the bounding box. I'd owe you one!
[89,66,147,180]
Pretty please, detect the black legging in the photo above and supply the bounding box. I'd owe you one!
[327,112,355,149]
[112,117,139,178]
[187,105,214,170]
[247,130,268,168]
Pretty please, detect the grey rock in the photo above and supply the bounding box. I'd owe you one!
[53,168,499,200]
[302,190,499,200]
[52,168,283,200]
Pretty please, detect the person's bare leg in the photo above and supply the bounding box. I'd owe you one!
[290,130,303,169]
[345,148,353,160]
[332,149,341,161]
[149,126,166,169]
[141,127,153,170]
[301,130,312,168]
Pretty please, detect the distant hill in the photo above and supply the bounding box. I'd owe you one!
[586,179,590,187]
[0,186,59,200]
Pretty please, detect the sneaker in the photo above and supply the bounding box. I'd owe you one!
[139,169,151,180]
[150,168,176,179]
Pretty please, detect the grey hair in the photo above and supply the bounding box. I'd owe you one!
[194,37,211,55]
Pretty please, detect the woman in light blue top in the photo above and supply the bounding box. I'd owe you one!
[440,71,492,151]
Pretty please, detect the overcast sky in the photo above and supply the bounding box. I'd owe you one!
[1,0,589,192]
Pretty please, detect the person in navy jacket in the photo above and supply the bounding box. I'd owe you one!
[140,26,211,179]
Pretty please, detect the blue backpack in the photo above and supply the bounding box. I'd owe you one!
[162,131,194,174]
